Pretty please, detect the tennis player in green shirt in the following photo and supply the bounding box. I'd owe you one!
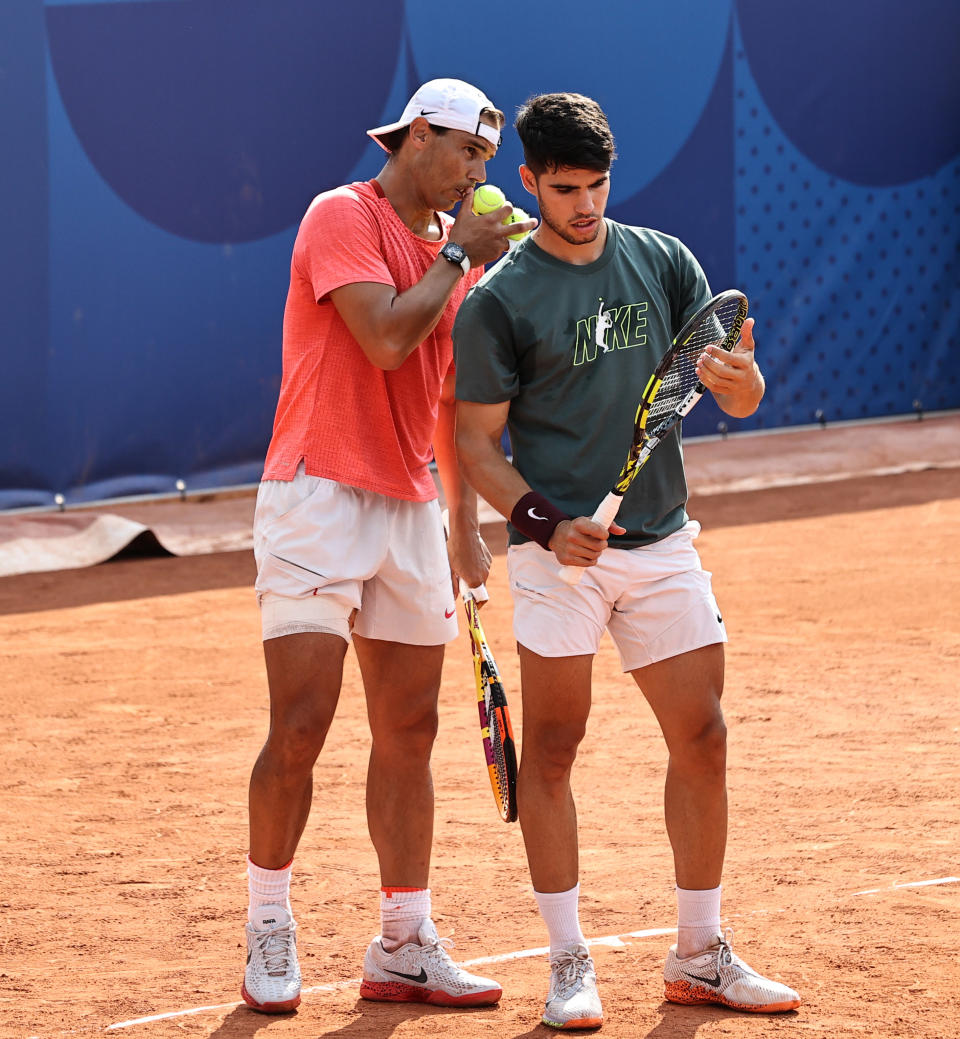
[453,92,800,1030]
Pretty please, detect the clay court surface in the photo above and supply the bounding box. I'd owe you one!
[2,420,958,1038]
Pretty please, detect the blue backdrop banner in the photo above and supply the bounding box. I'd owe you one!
[1,0,957,509]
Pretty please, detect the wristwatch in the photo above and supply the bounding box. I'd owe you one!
[440,241,470,277]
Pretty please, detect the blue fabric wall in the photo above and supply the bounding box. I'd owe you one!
[1,1,957,508]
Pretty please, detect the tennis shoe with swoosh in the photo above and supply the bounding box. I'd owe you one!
[542,942,603,1030]
[664,930,800,1013]
[360,920,502,1006]
[241,904,301,1014]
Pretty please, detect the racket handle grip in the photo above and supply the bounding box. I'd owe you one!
[557,492,624,586]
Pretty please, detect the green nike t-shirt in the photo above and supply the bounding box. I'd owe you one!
[453,220,711,548]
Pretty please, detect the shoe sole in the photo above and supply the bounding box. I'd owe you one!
[359,979,502,1006]
[542,1014,603,1030]
[241,982,301,1014]
[664,979,800,1013]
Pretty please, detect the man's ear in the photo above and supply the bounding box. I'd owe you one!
[519,164,538,198]
[408,117,432,150]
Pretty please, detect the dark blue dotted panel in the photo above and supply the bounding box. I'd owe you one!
[733,18,959,429]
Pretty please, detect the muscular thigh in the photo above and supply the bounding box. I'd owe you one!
[518,646,593,748]
[631,643,725,750]
[262,631,349,734]
[355,636,445,740]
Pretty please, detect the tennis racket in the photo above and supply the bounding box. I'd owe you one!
[459,579,518,823]
[559,289,748,585]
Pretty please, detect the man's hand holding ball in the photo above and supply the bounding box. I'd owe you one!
[472,185,533,242]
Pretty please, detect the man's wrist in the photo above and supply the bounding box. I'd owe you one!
[439,241,470,277]
[510,491,570,550]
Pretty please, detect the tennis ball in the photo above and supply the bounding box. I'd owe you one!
[472,184,506,215]
[505,207,532,242]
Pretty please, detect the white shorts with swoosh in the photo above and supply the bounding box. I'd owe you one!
[253,464,458,646]
[507,520,727,670]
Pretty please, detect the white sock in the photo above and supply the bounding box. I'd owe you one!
[247,856,293,925]
[675,884,722,958]
[534,883,586,956]
[380,887,431,951]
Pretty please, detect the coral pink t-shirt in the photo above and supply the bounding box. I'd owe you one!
[262,179,482,500]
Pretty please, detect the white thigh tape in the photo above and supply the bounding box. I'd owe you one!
[258,592,352,643]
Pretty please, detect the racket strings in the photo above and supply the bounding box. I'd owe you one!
[477,656,511,816]
[486,698,512,813]
[646,298,744,426]
[646,343,702,425]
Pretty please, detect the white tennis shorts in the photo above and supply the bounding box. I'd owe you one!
[253,464,458,645]
[507,520,727,672]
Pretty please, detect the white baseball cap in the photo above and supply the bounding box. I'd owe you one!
[367,78,503,153]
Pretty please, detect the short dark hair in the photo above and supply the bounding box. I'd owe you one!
[515,93,616,175]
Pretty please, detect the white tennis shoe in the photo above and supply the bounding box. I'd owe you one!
[360,920,502,1006]
[542,942,603,1030]
[241,904,301,1014]
[664,930,800,1013]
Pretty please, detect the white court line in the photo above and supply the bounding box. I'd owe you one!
[105,878,960,1033]
[851,876,960,896]
[461,926,677,968]
[105,985,355,1031]
[105,926,677,1031]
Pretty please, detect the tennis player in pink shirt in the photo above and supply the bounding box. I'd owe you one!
[240,79,536,1014]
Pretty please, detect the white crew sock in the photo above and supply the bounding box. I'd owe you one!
[675,884,722,958]
[380,887,432,951]
[247,856,293,925]
[534,883,586,956]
